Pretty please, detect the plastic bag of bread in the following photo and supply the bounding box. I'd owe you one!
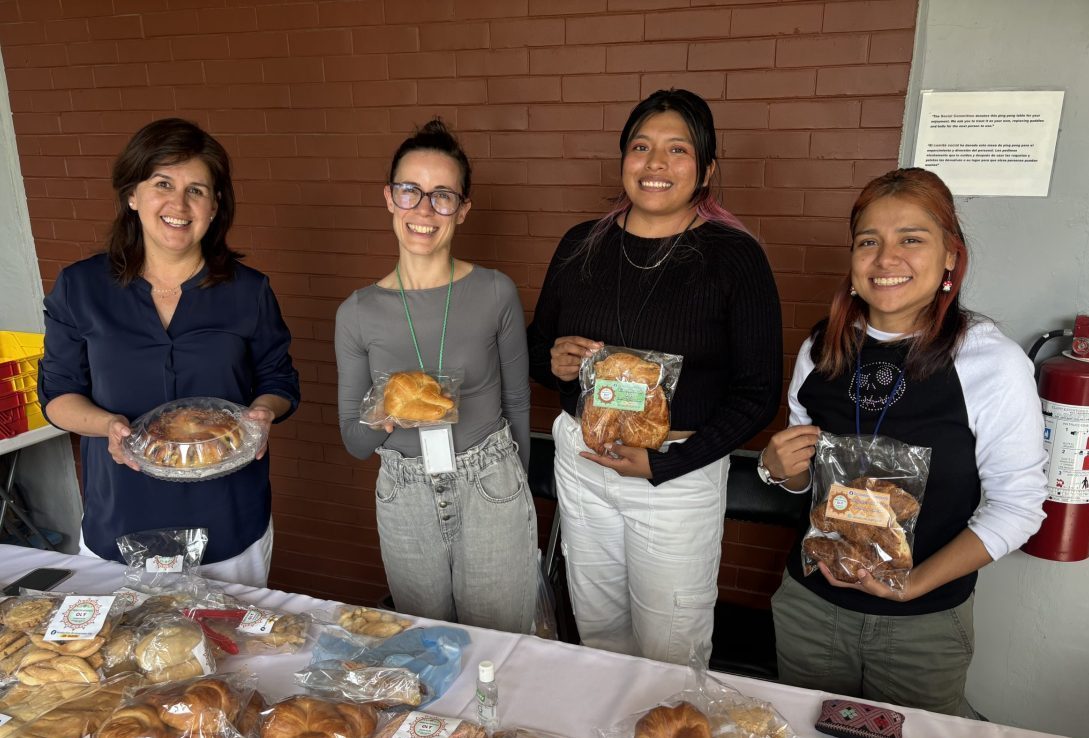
[295,661,422,707]
[184,603,312,657]
[802,432,931,592]
[597,665,795,738]
[372,710,486,738]
[576,346,683,455]
[122,397,268,481]
[360,369,463,429]
[132,615,215,684]
[3,671,144,738]
[117,528,209,594]
[310,626,469,706]
[96,672,257,738]
[255,694,379,738]
[324,606,414,644]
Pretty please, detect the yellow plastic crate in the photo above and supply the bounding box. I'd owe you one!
[0,331,44,381]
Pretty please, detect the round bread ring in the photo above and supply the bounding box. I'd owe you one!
[634,702,712,738]
[141,407,245,468]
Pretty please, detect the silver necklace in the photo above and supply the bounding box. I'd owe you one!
[147,259,203,297]
[620,212,700,270]
[615,212,700,346]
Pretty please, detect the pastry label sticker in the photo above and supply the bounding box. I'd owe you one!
[825,484,893,527]
[44,595,116,641]
[593,379,647,412]
[0,714,11,727]
[145,555,184,573]
[239,608,279,635]
[112,587,150,612]
[392,712,464,738]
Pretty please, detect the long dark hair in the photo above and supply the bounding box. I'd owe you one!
[388,118,472,198]
[107,118,239,286]
[813,167,972,379]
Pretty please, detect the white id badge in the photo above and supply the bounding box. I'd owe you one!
[420,426,456,475]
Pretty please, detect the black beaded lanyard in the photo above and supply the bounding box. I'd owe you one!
[614,211,699,347]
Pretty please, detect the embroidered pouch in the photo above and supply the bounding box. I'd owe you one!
[815,699,904,738]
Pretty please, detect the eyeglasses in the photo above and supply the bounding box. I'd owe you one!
[388,183,466,216]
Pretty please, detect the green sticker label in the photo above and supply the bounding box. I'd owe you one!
[592,379,647,412]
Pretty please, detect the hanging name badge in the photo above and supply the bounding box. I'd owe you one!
[420,426,455,475]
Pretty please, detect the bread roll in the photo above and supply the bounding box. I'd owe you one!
[156,677,241,732]
[142,406,245,468]
[382,372,454,422]
[634,703,712,738]
[259,695,378,738]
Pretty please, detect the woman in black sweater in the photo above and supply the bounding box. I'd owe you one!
[527,89,782,664]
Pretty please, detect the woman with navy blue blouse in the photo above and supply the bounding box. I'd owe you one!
[38,119,300,587]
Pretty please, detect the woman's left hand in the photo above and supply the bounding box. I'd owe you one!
[580,442,652,479]
[817,562,913,602]
[244,404,276,460]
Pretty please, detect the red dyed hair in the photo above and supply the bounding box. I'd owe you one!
[815,168,971,378]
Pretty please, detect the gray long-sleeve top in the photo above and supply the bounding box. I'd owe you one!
[335,266,531,470]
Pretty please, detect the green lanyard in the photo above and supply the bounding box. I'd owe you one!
[396,259,454,371]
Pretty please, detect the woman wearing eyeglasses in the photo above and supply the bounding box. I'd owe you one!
[335,119,536,633]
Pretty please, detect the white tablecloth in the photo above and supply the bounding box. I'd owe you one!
[0,544,1065,738]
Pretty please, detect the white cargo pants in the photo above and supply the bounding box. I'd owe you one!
[552,412,728,666]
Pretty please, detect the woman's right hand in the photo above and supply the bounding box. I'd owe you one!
[106,415,140,471]
[550,336,603,382]
[764,424,821,480]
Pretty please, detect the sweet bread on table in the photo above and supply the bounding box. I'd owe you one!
[258,695,377,738]
[382,371,454,422]
[634,702,712,738]
[142,406,245,468]
[155,677,242,732]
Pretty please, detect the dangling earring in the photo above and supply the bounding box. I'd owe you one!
[849,285,858,297]
[941,271,952,293]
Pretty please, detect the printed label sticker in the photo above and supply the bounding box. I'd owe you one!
[392,712,464,738]
[145,555,184,573]
[44,595,116,641]
[592,379,647,412]
[825,483,893,528]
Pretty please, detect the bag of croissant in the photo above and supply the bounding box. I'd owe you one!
[802,432,931,592]
[360,369,463,429]
[95,672,259,738]
[576,346,683,455]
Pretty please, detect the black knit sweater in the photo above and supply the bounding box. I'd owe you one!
[527,219,783,485]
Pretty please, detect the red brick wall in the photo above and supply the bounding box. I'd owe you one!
[0,0,916,607]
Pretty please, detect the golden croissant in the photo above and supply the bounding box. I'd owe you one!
[383,371,455,421]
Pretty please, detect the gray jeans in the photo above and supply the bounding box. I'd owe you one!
[772,573,975,716]
[375,423,537,634]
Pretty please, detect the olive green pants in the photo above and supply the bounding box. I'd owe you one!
[771,573,975,716]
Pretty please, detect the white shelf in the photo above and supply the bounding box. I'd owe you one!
[0,424,67,456]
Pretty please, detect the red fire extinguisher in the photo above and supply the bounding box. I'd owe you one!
[1022,318,1089,562]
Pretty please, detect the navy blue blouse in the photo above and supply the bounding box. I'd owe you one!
[38,254,300,564]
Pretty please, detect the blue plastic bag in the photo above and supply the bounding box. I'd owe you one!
[312,625,470,705]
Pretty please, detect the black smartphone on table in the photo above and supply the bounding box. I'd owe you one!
[2,567,73,596]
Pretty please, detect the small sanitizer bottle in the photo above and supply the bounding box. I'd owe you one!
[476,660,499,734]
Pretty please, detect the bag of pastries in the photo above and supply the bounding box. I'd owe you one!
[802,432,931,592]
[1,671,144,738]
[255,694,378,738]
[117,528,209,595]
[132,615,215,684]
[184,603,312,657]
[596,664,795,738]
[122,397,268,481]
[577,346,683,455]
[295,661,422,707]
[95,672,257,738]
[360,369,462,429]
[372,710,485,738]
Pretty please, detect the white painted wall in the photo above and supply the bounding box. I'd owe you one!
[0,46,81,553]
[903,2,1089,736]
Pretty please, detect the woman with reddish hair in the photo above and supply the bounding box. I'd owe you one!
[761,168,1046,714]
